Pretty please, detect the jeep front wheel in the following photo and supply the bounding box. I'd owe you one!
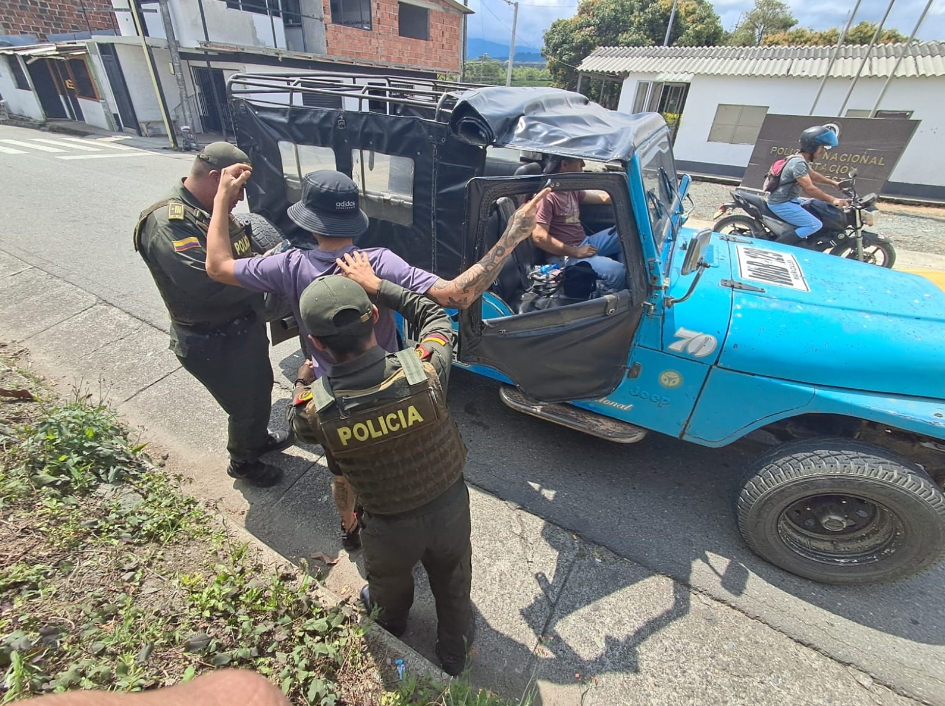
[736,439,945,585]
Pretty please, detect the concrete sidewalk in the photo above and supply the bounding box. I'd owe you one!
[0,249,925,706]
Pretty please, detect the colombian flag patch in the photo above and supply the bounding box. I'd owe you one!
[172,237,201,252]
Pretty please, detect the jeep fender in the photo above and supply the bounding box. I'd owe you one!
[683,367,945,447]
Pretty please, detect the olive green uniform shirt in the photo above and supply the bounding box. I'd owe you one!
[289,280,454,450]
[136,180,262,353]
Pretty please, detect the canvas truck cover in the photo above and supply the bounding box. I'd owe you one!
[448,86,667,162]
[230,98,483,280]
[229,78,666,279]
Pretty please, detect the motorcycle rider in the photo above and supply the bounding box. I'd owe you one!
[766,126,850,240]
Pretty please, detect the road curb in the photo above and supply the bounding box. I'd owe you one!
[7,337,452,691]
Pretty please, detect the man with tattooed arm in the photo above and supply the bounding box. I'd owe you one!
[205,167,549,549]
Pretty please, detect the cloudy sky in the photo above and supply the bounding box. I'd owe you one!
[464,0,945,51]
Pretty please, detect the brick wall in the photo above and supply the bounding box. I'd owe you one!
[0,0,118,42]
[323,0,463,74]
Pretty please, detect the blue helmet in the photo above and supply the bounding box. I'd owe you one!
[800,125,839,153]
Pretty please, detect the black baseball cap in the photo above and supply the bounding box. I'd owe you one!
[287,170,370,238]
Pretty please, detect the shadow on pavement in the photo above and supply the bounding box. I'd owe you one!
[237,350,943,703]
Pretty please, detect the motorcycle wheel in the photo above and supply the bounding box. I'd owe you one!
[714,214,765,239]
[829,232,897,269]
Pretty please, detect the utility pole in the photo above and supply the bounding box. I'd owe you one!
[663,0,679,46]
[503,0,519,87]
[460,0,468,81]
[156,0,195,147]
[128,0,178,149]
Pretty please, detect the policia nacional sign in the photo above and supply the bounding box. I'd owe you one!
[741,114,919,197]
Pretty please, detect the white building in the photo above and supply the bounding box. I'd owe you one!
[578,43,945,202]
[0,0,469,137]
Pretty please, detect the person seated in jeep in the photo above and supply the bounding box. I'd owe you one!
[766,125,850,239]
[205,167,550,381]
[530,156,626,292]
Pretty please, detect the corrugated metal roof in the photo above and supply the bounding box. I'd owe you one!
[578,42,945,79]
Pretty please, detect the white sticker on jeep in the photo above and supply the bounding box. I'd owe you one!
[735,245,810,292]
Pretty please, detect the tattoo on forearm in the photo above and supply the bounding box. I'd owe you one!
[440,213,534,307]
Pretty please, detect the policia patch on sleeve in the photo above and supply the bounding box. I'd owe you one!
[168,202,186,220]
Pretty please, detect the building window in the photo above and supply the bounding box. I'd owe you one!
[226,0,280,16]
[398,2,428,40]
[67,59,98,100]
[352,149,414,226]
[281,0,302,26]
[846,109,914,119]
[330,0,372,30]
[7,57,30,91]
[708,104,769,145]
[631,81,654,113]
[279,142,337,202]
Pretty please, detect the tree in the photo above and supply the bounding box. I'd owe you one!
[541,0,724,91]
[464,55,506,85]
[760,20,907,46]
[728,0,796,46]
[845,21,907,44]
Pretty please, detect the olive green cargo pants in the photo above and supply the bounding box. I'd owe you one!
[173,318,274,464]
[361,480,473,675]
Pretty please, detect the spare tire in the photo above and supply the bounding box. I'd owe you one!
[236,213,287,255]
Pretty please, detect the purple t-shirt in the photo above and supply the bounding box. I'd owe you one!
[234,245,439,378]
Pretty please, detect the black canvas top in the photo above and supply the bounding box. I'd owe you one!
[448,86,666,162]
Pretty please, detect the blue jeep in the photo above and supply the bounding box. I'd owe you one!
[229,74,945,585]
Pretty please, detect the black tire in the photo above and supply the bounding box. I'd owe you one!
[714,214,765,239]
[829,232,896,269]
[736,438,945,585]
[236,213,287,255]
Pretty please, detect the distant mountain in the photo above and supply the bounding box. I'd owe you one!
[467,37,545,63]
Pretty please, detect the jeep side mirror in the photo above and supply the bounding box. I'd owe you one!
[681,229,711,275]
[667,229,712,308]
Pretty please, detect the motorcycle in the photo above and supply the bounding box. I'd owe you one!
[713,170,896,268]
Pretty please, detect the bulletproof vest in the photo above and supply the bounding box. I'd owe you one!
[308,350,466,516]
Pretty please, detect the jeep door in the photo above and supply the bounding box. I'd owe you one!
[457,172,648,403]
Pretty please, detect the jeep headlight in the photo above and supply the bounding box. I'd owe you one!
[862,210,876,227]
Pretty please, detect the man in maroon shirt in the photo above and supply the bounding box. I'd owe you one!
[531,156,626,292]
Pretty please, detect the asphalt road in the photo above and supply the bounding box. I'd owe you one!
[1,125,942,703]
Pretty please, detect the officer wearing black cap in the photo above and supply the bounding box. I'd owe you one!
[134,142,291,488]
[286,269,473,676]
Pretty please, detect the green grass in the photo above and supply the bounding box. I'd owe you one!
[0,376,527,705]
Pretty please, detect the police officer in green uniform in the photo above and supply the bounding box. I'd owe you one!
[287,267,473,676]
[134,143,290,488]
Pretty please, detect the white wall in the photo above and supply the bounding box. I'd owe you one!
[112,0,287,49]
[77,97,111,129]
[0,57,45,120]
[619,72,945,189]
[86,44,125,132]
[114,42,184,128]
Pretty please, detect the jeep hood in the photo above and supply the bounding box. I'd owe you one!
[718,241,945,399]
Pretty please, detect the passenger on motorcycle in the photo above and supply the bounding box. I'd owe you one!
[766,126,851,239]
